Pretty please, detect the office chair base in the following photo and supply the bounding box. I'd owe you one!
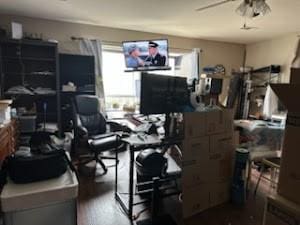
[136,214,177,225]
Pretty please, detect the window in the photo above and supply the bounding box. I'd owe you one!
[102,50,140,111]
[102,47,187,112]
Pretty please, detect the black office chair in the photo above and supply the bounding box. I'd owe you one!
[72,95,122,174]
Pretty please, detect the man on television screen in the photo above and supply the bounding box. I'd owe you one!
[127,44,144,68]
[145,41,166,66]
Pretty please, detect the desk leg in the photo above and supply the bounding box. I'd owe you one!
[246,159,252,194]
[115,140,119,195]
[128,146,135,219]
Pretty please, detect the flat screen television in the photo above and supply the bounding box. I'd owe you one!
[122,39,170,71]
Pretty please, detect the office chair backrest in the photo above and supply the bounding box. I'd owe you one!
[74,95,107,135]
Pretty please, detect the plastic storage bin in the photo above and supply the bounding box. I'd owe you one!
[19,115,36,133]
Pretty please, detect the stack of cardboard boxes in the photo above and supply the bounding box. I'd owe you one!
[181,108,235,218]
[264,68,300,225]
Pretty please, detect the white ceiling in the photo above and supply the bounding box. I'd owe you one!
[0,0,300,44]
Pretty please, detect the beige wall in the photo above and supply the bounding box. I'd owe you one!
[0,14,245,76]
[246,33,299,83]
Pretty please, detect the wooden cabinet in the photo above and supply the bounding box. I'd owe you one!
[0,120,18,163]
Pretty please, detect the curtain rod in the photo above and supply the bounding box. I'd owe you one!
[70,36,194,51]
[71,36,121,46]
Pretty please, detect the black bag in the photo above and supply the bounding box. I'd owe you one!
[0,131,77,185]
[7,148,69,184]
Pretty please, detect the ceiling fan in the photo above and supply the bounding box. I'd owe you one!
[195,0,271,18]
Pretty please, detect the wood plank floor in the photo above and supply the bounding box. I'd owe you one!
[77,152,274,225]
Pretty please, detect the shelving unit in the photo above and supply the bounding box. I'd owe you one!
[243,65,281,119]
[0,38,61,136]
[59,53,95,132]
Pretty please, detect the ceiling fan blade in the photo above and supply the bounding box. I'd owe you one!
[195,0,236,12]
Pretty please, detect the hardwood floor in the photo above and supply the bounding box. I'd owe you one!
[77,153,274,225]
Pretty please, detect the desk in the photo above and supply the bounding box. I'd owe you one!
[115,134,181,220]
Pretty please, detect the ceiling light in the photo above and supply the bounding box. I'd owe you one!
[253,0,271,16]
[236,0,271,18]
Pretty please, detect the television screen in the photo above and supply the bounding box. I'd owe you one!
[122,39,169,71]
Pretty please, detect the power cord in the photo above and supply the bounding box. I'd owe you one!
[132,207,149,221]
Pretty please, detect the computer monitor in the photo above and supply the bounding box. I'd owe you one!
[140,73,189,115]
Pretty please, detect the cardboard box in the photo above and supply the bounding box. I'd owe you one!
[209,181,231,207]
[182,163,210,189]
[223,109,234,133]
[205,110,225,135]
[184,109,234,139]
[182,151,233,188]
[209,151,234,182]
[290,68,300,84]
[209,133,234,156]
[276,125,300,204]
[263,194,300,225]
[271,83,300,205]
[182,136,209,163]
[182,184,210,218]
[184,112,206,138]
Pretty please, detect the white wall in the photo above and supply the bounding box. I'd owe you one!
[246,33,299,83]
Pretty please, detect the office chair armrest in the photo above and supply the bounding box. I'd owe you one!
[107,120,128,132]
[90,132,116,140]
[76,125,88,137]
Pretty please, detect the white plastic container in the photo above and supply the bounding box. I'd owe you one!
[19,115,37,133]
[1,167,78,225]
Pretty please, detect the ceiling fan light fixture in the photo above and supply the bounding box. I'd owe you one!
[236,1,256,18]
[253,0,271,16]
[235,2,247,15]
